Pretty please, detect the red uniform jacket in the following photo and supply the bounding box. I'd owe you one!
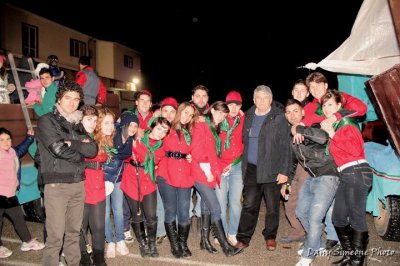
[302,92,367,126]
[157,129,194,188]
[328,124,366,167]
[84,153,107,205]
[220,115,244,169]
[191,122,223,188]
[121,138,164,201]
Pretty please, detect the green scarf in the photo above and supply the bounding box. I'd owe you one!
[104,144,118,164]
[315,103,323,116]
[325,117,360,155]
[182,128,191,145]
[141,131,162,183]
[205,117,222,157]
[220,116,240,150]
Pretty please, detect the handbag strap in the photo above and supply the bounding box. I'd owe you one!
[112,161,124,184]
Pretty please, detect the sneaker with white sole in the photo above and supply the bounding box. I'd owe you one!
[106,242,116,258]
[21,238,45,251]
[295,257,313,266]
[116,240,129,256]
[124,230,134,244]
[0,246,12,258]
[227,234,238,246]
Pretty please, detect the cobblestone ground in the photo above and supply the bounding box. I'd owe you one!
[1,202,399,266]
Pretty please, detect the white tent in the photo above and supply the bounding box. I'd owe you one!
[305,0,400,76]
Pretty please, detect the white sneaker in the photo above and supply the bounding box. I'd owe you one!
[116,240,129,256]
[106,242,116,258]
[295,257,313,266]
[124,230,134,244]
[227,234,238,246]
[21,238,45,251]
[0,246,12,258]
[297,247,325,256]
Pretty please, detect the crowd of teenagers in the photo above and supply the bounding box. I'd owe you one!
[0,65,376,266]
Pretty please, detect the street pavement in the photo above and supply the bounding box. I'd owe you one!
[1,203,399,266]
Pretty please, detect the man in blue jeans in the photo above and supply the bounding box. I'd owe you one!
[284,99,339,266]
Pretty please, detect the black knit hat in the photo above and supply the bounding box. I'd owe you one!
[120,112,139,126]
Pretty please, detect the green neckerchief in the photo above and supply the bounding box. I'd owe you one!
[315,102,323,116]
[220,116,240,150]
[182,128,191,145]
[325,117,360,155]
[205,117,222,157]
[141,131,162,183]
[104,144,118,164]
[232,156,242,166]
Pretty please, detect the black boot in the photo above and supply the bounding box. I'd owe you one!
[92,249,107,266]
[211,219,242,257]
[332,225,353,266]
[178,223,192,257]
[147,221,159,258]
[132,222,150,258]
[165,222,182,258]
[80,250,93,266]
[200,214,217,254]
[351,231,368,266]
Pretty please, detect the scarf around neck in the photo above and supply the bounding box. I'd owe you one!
[141,131,162,183]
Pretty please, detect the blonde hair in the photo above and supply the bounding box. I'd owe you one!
[94,107,115,155]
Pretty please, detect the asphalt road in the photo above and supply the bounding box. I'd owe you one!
[1,203,399,266]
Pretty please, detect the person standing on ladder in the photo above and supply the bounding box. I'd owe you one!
[75,56,106,106]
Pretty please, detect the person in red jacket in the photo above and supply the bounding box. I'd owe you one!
[75,56,106,106]
[191,101,242,257]
[321,90,372,266]
[81,107,115,266]
[157,102,198,258]
[121,117,170,258]
[215,91,244,246]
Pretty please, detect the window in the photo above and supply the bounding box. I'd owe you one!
[70,39,87,58]
[124,55,133,69]
[22,23,38,57]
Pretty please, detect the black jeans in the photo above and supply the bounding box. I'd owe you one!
[237,164,282,244]
[332,163,372,231]
[0,206,32,245]
[80,200,106,251]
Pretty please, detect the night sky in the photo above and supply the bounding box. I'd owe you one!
[9,0,363,109]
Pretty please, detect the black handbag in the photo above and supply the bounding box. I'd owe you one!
[0,195,20,209]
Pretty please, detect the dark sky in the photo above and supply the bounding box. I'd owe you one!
[10,0,363,108]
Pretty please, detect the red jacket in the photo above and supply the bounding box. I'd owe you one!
[84,154,107,205]
[220,115,244,169]
[329,124,365,167]
[75,66,106,105]
[157,129,194,188]
[121,138,164,201]
[191,122,223,188]
[302,92,367,126]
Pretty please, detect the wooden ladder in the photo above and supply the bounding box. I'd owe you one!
[7,53,36,130]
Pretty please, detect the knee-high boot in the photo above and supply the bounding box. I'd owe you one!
[332,225,353,266]
[178,223,192,257]
[351,231,368,266]
[165,221,183,258]
[92,249,107,266]
[146,221,159,258]
[211,219,242,257]
[200,214,217,254]
[132,222,150,258]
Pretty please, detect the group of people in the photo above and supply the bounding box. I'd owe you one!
[0,67,374,266]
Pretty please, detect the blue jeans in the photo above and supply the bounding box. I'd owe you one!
[215,162,243,235]
[158,177,191,225]
[296,175,339,259]
[325,200,339,242]
[156,184,166,236]
[105,182,124,243]
[194,182,221,223]
[189,189,202,217]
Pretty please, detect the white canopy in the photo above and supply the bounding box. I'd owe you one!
[305,0,400,75]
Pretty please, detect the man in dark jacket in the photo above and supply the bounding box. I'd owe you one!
[284,99,339,266]
[235,85,291,251]
[37,81,97,266]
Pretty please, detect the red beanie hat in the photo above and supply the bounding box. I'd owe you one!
[161,97,178,110]
[226,91,242,104]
